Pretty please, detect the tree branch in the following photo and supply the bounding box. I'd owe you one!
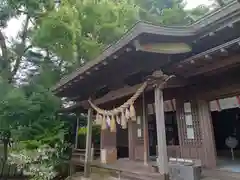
[0,29,8,69]
[9,15,30,83]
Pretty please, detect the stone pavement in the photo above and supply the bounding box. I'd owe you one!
[69,173,224,180]
[68,167,240,180]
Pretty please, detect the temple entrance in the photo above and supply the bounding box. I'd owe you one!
[148,111,179,157]
[116,123,129,159]
[210,97,240,172]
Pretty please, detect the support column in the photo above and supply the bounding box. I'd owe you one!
[84,108,93,178]
[128,120,135,160]
[75,115,79,149]
[143,92,149,165]
[154,86,169,179]
[198,100,217,168]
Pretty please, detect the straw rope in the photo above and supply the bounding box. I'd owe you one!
[88,82,148,116]
[88,73,174,116]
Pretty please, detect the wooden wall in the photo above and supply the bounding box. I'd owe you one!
[100,74,240,167]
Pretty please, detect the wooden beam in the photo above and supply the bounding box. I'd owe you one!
[69,76,187,107]
[178,66,240,100]
[166,37,240,76]
[181,54,240,77]
[154,86,169,179]
[142,92,149,165]
[61,78,186,113]
[181,37,240,65]
[83,108,93,178]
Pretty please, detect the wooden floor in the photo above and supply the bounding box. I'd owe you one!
[71,158,240,180]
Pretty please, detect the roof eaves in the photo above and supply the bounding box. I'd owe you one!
[139,22,195,36]
[53,22,200,91]
[52,21,143,91]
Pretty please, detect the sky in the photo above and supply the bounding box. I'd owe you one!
[3,0,213,40]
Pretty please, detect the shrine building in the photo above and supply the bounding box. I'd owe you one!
[53,1,240,179]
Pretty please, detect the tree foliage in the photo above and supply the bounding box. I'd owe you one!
[32,0,212,69]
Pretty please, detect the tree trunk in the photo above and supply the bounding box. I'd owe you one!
[9,15,30,83]
[3,140,8,161]
[1,140,8,180]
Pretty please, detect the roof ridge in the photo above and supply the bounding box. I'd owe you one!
[191,0,237,25]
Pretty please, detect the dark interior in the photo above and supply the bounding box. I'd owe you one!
[212,108,240,158]
[148,111,179,156]
[116,123,129,159]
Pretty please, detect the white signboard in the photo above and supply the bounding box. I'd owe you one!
[219,97,239,110]
[187,128,195,139]
[137,116,141,125]
[185,114,193,126]
[137,129,142,138]
[184,102,191,113]
[210,96,240,112]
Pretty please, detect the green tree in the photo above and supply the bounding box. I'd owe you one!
[32,0,211,69]
[32,0,140,69]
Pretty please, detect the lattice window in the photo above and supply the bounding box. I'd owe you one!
[182,102,202,146]
[136,115,144,140]
[191,102,202,145]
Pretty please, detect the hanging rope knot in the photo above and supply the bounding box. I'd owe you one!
[88,70,174,131]
[146,70,175,88]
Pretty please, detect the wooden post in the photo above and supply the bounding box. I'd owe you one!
[142,92,149,165]
[128,120,135,160]
[154,86,169,179]
[75,115,79,149]
[91,143,94,162]
[198,100,217,168]
[84,108,93,178]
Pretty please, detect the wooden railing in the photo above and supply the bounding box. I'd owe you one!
[71,147,100,165]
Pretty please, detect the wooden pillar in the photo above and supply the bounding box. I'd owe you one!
[154,86,169,179]
[198,100,217,168]
[128,120,135,160]
[75,115,79,149]
[175,99,184,157]
[142,92,149,165]
[84,108,93,178]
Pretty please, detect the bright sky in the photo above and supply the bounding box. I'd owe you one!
[3,0,213,39]
[185,0,213,9]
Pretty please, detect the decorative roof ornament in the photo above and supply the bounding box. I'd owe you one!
[146,70,175,88]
